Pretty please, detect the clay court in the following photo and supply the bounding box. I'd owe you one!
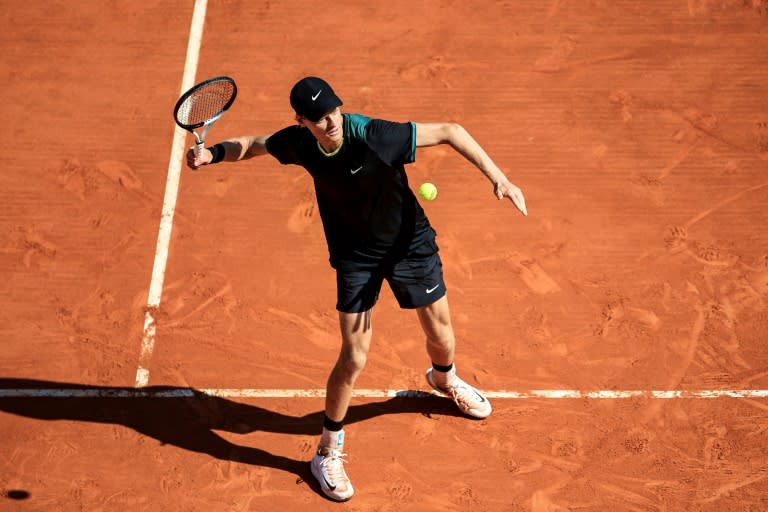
[2,1,768,511]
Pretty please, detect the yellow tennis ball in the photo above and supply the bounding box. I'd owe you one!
[418,182,438,201]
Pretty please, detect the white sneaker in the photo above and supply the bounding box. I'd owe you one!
[425,368,492,419]
[310,446,354,501]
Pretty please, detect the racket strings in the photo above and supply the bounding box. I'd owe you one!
[176,81,236,126]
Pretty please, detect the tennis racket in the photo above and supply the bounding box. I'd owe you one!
[173,76,237,158]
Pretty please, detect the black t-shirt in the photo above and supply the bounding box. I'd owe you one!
[265,113,435,269]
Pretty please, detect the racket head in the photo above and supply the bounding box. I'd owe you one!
[173,76,237,130]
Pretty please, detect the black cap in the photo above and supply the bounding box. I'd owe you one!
[289,76,343,122]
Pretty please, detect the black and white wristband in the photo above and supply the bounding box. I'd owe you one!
[207,143,225,164]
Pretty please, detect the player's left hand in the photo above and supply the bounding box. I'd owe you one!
[494,180,528,216]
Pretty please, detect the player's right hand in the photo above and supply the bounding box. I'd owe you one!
[186,147,212,170]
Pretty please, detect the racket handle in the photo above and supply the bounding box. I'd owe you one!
[192,128,210,158]
[194,139,205,159]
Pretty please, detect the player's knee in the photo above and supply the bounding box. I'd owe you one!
[426,332,455,351]
[339,346,368,376]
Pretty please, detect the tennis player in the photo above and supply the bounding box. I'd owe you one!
[187,76,527,501]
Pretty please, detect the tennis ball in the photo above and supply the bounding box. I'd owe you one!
[418,182,438,201]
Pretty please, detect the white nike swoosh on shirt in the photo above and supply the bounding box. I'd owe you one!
[426,284,440,294]
[350,166,363,174]
[311,90,322,101]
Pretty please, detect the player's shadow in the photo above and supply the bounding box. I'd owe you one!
[0,378,464,494]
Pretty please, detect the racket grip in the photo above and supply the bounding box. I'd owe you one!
[194,140,205,159]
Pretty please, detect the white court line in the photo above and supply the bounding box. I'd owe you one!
[1,388,767,399]
[135,0,208,388]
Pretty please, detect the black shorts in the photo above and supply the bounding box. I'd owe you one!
[335,251,446,313]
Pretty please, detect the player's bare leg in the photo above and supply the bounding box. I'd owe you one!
[417,294,456,366]
[311,309,373,501]
[418,295,492,419]
[326,309,373,420]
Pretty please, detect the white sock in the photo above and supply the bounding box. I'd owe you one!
[320,427,345,450]
[432,364,458,387]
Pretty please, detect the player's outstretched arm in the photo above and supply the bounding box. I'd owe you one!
[414,122,527,216]
[186,135,270,170]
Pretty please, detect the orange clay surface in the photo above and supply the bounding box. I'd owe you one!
[2,1,768,511]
